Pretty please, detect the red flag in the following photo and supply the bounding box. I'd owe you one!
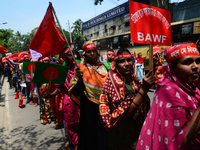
[6,54,13,60]
[29,3,66,58]
[0,46,8,54]
[153,45,161,55]
[18,50,29,61]
[136,57,146,64]
[12,53,18,60]
[5,54,15,69]
[2,57,7,63]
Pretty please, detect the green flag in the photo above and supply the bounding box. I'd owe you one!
[23,62,37,74]
[62,59,81,66]
[34,62,69,85]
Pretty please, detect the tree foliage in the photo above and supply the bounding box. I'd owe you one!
[72,19,83,34]
[0,19,84,53]
[0,29,13,48]
[71,19,84,50]
[94,0,104,5]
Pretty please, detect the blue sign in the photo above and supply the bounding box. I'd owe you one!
[82,2,128,30]
[82,1,149,30]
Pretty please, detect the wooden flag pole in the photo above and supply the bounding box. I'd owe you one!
[68,20,73,43]
[31,66,33,78]
[49,2,78,68]
[46,72,54,94]
[196,39,199,45]
[149,45,154,74]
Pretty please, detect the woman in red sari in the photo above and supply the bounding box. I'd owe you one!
[99,48,155,150]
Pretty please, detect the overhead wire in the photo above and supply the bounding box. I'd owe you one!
[108,0,118,6]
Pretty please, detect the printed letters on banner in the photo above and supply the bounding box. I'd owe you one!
[129,1,171,46]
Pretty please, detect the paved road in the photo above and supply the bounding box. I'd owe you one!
[0,77,156,150]
[0,78,66,150]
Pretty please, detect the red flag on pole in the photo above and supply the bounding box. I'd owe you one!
[153,45,161,55]
[18,50,29,61]
[0,46,8,54]
[29,2,66,58]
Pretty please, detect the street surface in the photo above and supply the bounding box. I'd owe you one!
[0,77,155,150]
[0,77,66,150]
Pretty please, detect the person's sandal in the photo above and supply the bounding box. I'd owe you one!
[55,123,59,129]
[62,141,69,150]
[29,101,33,105]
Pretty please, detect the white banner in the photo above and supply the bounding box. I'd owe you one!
[5,53,12,56]
[29,49,42,60]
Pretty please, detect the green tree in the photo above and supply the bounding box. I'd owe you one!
[0,29,13,48]
[72,32,84,50]
[94,0,104,5]
[72,19,83,34]
[71,19,84,50]
[20,27,38,51]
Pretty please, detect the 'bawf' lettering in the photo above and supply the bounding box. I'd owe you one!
[137,32,166,43]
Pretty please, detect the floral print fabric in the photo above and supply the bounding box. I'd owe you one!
[136,67,200,150]
[99,61,142,130]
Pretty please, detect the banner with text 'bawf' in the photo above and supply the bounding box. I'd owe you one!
[129,1,171,46]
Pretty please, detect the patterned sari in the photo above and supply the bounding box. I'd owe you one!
[69,59,107,106]
[68,58,108,150]
[99,61,148,150]
[40,83,56,125]
[136,67,200,150]
[56,65,80,147]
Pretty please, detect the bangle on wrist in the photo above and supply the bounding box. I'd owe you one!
[190,120,200,127]
[132,101,140,108]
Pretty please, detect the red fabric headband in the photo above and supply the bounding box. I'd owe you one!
[63,48,74,56]
[83,43,96,52]
[107,51,114,55]
[43,57,49,61]
[115,53,132,60]
[12,53,18,60]
[31,59,37,62]
[165,43,199,63]
[23,54,29,58]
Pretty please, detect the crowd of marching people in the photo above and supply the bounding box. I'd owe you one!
[1,41,200,150]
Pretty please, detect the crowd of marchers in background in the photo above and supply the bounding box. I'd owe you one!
[2,41,200,150]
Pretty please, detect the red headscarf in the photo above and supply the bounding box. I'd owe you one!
[82,42,96,52]
[43,57,49,61]
[164,43,199,63]
[62,48,74,56]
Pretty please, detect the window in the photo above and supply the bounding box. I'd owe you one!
[99,39,107,50]
[125,22,130,27]
[121,35,130,48]
[104,24,107,29]
[112,36,120,49]
[181,23,193,42]
[171,25,181,43]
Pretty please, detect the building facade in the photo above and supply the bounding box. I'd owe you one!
[82,0,200,53]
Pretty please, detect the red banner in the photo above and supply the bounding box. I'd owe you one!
[129,1,171,46]
[153,45,161,55]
